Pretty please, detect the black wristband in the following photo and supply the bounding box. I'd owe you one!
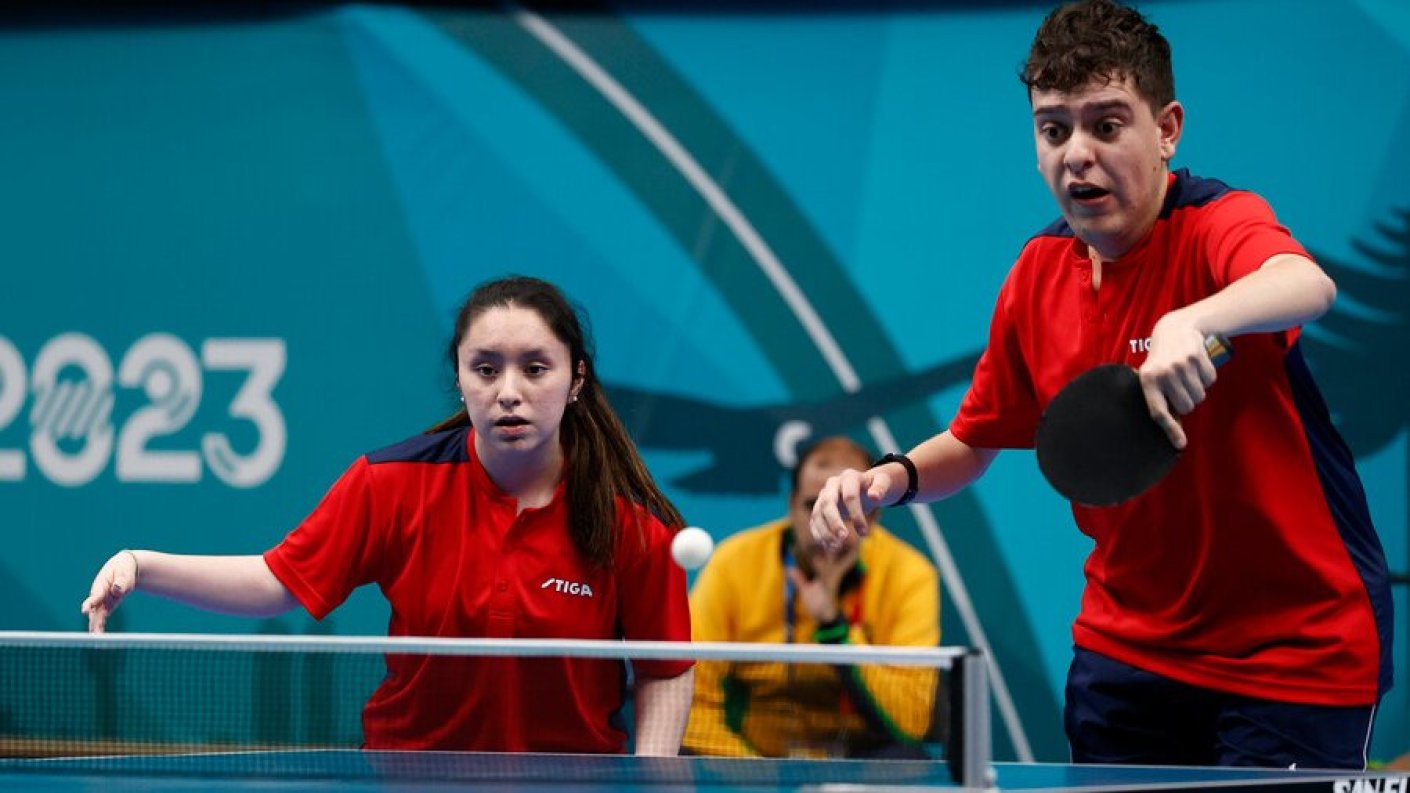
[876,452,918,507]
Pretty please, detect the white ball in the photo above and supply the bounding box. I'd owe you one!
[671,527,715,571]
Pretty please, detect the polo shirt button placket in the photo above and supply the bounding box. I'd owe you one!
[1079,269,1098,323]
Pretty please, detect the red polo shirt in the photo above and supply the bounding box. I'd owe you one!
[949,170,1391,705]
[264,425,693,752]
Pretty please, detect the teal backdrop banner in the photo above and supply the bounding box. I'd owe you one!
[1,0,1407,763]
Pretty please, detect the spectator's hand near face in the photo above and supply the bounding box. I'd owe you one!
[788,542,862,624]
[787,438,874,625]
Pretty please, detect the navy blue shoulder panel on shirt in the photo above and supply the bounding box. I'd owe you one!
[1159,169,1234,217]
[366,425,471,465]
[1033,215,1074,240]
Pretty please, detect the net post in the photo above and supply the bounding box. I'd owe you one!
[947,648,995,790]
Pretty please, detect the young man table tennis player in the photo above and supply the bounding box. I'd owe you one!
[810,0,1391,770]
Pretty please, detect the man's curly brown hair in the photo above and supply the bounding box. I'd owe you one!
[1020,0,1175,115]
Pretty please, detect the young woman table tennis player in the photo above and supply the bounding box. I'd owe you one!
[82,275,694,755]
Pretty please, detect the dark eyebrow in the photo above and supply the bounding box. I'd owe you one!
[1033,98,1134,119]
[1084,99,1135,115]
[468,347,553,360]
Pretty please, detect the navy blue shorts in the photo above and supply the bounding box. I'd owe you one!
[1065,646,1376,769]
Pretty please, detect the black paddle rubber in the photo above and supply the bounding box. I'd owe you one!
[1035,334,1233,507]
[1035,365,1178,507]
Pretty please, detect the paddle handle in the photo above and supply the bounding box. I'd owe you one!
[1204,333,1233,368]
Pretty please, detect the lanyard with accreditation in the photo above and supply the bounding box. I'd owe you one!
[782,541,864,718]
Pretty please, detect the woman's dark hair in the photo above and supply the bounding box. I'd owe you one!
[1020,0,1175,115]
[428,275,684,568]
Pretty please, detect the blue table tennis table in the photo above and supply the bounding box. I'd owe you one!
[1,750,1405,792]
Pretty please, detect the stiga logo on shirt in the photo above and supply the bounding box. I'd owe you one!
[540,578,594,597]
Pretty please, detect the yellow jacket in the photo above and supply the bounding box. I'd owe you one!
[682,519,940,757]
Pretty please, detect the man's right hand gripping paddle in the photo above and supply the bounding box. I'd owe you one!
[1035,333,1232,507]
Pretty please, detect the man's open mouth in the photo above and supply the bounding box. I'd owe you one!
[1069,184,1110,200]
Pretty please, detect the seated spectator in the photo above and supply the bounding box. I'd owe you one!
[683,436,940,758]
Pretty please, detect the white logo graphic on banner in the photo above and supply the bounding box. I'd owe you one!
[0,333,286,488]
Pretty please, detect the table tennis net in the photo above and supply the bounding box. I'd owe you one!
[0,633,968,764]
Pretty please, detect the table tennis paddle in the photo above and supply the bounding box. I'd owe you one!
[1035,334,1233,507]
